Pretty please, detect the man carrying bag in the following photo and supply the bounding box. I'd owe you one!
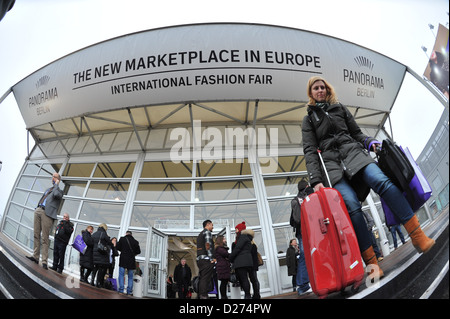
[117,230,141,295]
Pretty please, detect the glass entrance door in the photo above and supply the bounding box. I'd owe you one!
[144,227,168,298]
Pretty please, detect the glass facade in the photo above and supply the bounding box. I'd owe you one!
[1,106,435,297]
[1,142,313,296]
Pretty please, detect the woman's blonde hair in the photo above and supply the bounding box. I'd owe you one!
[306,76,338,105]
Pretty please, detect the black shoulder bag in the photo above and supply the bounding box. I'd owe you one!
[97,232,108,254]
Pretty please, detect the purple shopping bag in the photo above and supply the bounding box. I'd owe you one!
[381,146,432,226]
[401,147,432,211]
[108,277,118,291]
[73,234,87,254]
[381,197,401,226]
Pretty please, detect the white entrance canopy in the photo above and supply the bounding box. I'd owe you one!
[6,23,408,156]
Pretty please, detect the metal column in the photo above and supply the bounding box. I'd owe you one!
[248,149,282,296]
[366,191,390,257]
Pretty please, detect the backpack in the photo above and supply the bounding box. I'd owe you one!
[289,187,314,229]
[289,197,302,227]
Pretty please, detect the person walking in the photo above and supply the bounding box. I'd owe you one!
[116,230,141,295]
[301,76,435,279]
[79,225,94,283]
[196,219,215,299]
[174,258,192,299]
[51,212,74,273]
[27,172,63,270]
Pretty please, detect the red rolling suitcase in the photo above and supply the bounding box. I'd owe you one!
[300,187,365,299]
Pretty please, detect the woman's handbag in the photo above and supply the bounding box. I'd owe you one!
[229,271,238,284]
[97,232,108,254]
[257,252,264,266]
[376,139,415,197]
[72,234,87,254]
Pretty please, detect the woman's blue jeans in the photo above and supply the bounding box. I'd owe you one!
[334,163,414,252]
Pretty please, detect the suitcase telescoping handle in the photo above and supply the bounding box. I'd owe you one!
[317,149,332,187]
[317,149,332,236]
[317,149,349,256]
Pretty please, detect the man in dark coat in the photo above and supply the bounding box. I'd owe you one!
[117,230,141,295]
[173,258,192,299]
[51,212,74,273]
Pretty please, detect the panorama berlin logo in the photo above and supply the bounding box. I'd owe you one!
[343,55,384,98]
[29,75,59,115]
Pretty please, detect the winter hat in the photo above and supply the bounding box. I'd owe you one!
[235,221,246,233]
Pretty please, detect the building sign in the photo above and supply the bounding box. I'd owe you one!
[12,23,407,128]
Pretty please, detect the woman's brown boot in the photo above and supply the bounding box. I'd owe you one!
[361,246,384,281]
[404,215,435,254]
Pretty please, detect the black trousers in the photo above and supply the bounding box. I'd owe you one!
[177,282,189,299]
[235,267,252,298]
[219,279,229,299]
[197,259,214,297]
[93,265,108,287]
[52,239,68,271]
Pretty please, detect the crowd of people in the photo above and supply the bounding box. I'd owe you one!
[167,220,262,299]
[26,173,142,296]
[197,220,261,299]
[25,76,436,299]
[78,226,141,295]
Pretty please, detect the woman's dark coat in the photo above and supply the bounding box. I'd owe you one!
[302,103,377,201]
[92,227,112,266]
[286,245,298,276]
[215,245,231,280]
[79,230,94,269]
[229,229,253,269]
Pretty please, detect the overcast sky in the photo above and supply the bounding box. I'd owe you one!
[0,0,448,217]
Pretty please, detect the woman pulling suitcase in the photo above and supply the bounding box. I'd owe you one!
[301,76,435,278]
